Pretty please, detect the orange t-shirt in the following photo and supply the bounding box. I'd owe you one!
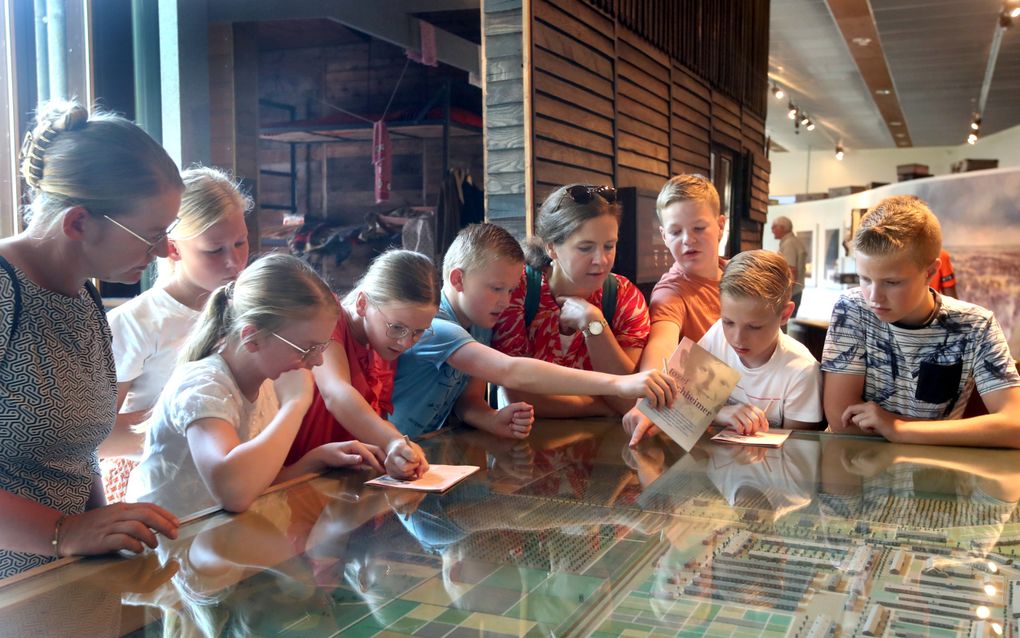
[285,309,395,466]
[648,259,726,343]
[929,249,956,293]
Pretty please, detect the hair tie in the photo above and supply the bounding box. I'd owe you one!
[223,281,235,299]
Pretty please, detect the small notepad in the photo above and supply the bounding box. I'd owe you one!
[364,464,480,492]
[711,428,792,448]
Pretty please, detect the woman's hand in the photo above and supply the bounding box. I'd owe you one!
[57,502,179,557]
[614,370,678,408]
[555,296,603,333]
[274,369,315,411]
[384,437,430,480]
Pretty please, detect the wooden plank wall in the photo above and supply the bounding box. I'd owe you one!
[528,0,770,250]
[483,0,528,239]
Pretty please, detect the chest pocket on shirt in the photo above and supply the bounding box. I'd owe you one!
[915,359,963,404]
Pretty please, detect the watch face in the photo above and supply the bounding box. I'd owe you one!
[588,320,604,335]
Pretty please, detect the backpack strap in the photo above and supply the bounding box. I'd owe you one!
[526,265,619,330]
[0,256,22,358]
[601,273,617,327]
[524,265,544,330]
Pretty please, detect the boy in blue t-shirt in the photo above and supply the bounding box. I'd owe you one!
[821,195,1020,448]
[389,223,677,439]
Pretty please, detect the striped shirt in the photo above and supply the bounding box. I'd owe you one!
[821,288,1019,420]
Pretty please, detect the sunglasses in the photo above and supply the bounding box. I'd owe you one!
[565,184,618,205]
[271,332,333,360]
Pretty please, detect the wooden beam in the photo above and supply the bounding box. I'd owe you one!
[826,0,913,147]
[207,0,480,75]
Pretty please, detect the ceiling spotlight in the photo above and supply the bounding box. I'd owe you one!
[1012,7,1020,18]
[967,132,978,144]
[971,115,982,131]
[806,120,816,131]
[788,103,798,120]
[772,85,785,100]
[875,89,891,96]
[835,144,845,160]
[799,113,811,126]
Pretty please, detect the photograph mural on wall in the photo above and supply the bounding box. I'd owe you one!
[767,168,1020,352]
[907,170,1020,354]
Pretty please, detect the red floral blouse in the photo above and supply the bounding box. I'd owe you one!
[491,269,650,371]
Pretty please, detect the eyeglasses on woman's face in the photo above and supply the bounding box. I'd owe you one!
[101,214,181,252]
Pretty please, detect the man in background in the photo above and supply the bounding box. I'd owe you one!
[772,216,808,316]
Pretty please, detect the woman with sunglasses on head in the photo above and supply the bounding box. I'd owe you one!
[491,184,652,417]
[101,166,252,504]
[286,249,436,480]
[0,100,182,579]
[126,253,384,517]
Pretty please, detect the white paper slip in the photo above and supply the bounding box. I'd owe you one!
[364,464,480,492]
[637,338,741,451]
[711,428,792,448]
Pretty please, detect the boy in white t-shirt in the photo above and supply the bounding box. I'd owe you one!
[699,249,823,434]
[628,250,822,443]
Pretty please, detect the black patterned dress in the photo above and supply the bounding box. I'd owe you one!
[0,261,115,579]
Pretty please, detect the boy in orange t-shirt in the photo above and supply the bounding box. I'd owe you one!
[623,174,727,443]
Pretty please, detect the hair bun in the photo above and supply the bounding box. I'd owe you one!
[20,100,90,189]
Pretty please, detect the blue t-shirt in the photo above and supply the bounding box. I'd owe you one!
[390,292,492,437]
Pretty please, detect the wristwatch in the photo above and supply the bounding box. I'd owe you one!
[583,318,609,337]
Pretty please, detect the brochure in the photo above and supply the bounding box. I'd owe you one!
[711,428,792,448]
[365,465,480,492]
[637,338,740,451]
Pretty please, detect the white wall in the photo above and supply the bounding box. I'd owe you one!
[770,123,1020,196]
[763,166,1020,346]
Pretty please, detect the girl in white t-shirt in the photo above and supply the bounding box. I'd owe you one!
[102,167,252,501]
[699,249,823,434]
[127,253,384,517]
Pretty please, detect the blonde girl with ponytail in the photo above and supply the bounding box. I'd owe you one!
[101,166,252,502]
[0,99,182,579]
[127,253,385,517]
[287,249,439,480]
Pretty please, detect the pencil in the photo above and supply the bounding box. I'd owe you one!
[662,357,669,374]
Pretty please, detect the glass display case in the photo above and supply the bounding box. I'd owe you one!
[2,420,1018,637]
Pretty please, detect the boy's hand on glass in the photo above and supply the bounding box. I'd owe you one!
[274,369,315,410]
[616,369,677,408]
[555,296,602,333]
[717,404,769,435]
[384,437,429,480]
[624,406,660,446]
[842,401,901,440]
[493,402,534,439]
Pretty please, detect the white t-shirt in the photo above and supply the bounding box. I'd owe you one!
[109,287,200,413]
[699,320,823,426]
[126,354,279,518]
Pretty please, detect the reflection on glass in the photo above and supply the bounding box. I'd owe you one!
[3,424,1019,637]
